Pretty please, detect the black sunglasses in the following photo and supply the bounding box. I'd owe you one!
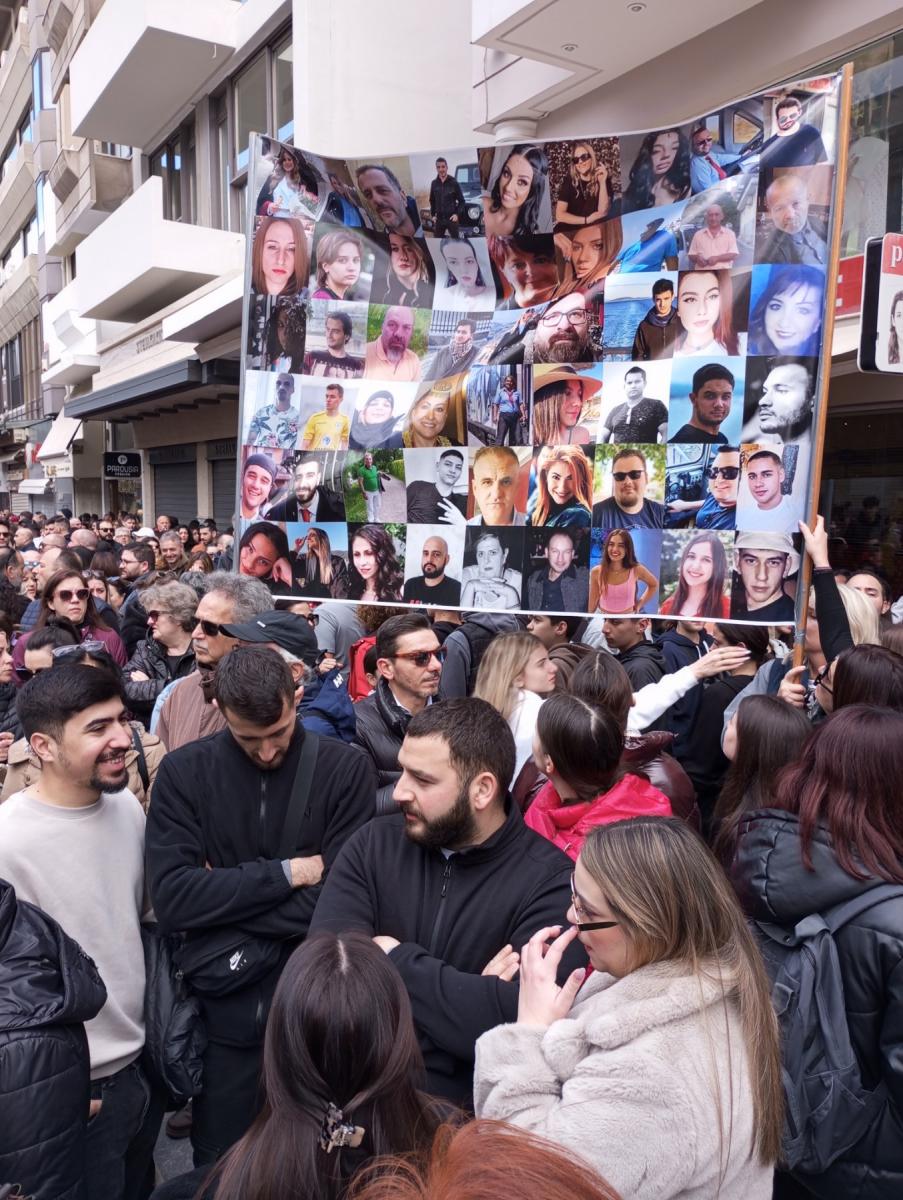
[612,469,644,482]
[706,465,740,481]
[391,647,447,667]
[195,618,227,637]
[571,152,591,164]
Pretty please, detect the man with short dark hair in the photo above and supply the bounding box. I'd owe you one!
[689,124,740,193]
[731,532,798,621]
[600,365,668,443]
[847,569,892,621]
[159,530,189,571]
[668,446,740,530]
[668,363,735,444]
[406,448,467,525]
[525,529,589,612]
[739,447,801,532]
[592,448,665,530]
[526,613,590,689]
[0,666,162,1200]
[742,358,814,446]
[303,311,364,378]
[429,157,466,237]
[353,612,443,811]
[602,617,666,689]
[632,277,680,360]
[265,454,346,523]
[310,697,584,1105]
[427,318,479,378]
[147,647,375,1165]
[248,373,301,450]
[761,93,828,170]
[403,536,461,606]
[14,522,37,553]
[300,382,350,451]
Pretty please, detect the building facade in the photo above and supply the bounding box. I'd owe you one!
[4,0,901,598]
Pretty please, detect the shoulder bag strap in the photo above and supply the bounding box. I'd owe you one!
[131,725,150,792]
[277,730,320,860]
[823,882,903,934]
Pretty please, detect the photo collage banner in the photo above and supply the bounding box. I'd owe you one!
[236,71,843,622]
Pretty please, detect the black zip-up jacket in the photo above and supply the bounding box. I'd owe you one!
[310,802,585,1106]
[352,679,411,814]
[146,725,376,1045]
[124,633,196,726]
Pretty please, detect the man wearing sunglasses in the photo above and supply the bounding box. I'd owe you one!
[592,448,665,531]
[353,612,445,813]
[667,446,739,531]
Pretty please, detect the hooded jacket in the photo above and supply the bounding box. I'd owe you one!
[352,678,412,813]
[615,640,666,691]
[548,640,593,690]
[654,628,708,753]
[631,304,681,361]
[298,666,356,743]
[525,774,672,860]
[0,880,107,1200]
[731,809,903,1198]
[439,612,523,699]
[309,801,584,1106]
[622,730,699,829]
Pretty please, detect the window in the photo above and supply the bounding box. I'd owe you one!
[98,143,132,159]
[18,111,31,145]
[150,122,196,223]
[35,175,45,239]
[32,50,53,116]
[732,111,759,146]
[234,52,268,173]
[0,317,40,417]
[273,35,293,143]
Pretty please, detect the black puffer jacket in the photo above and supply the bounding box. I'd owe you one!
[0,682,22,741]
[0,879,107,1200]
[352,679,412,814]
[731,810,903,1199]
[124,634,196,725]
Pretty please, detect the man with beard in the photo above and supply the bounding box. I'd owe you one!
[741,357,814,447]
[154,572,271,750]
[303,311,364,378]
[426,317,479,379]
[364,305,423,381]
[531,292,600,364]
[265,453,346,522]
[757,173,827,266]
[0,666,162,1199]
[147,648,375,1165]
[355,163,420,235]
[406,448,468,525]
[592,448,666,530]
[310,698,583,1106]
[403,536,461,606]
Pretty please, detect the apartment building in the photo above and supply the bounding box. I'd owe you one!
[3,0,902,589]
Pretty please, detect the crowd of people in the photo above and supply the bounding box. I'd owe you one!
[0,504,901,1200]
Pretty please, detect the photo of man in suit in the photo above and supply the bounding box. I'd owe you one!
[265,454,346,522]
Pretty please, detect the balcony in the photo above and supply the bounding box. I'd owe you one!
[0,255,39,345]
[75,175,245,322]
[70,0,239,150]
[42,278,102,387]
[45,0,106,103]
[47,139,133,258]
[0,13,30,158]
[0,143,36,250]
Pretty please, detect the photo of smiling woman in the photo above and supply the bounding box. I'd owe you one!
[312,228,364,301]
[251,217,310,298]
[554,141,615,230]
[621,128,692,212]
[483,144,550,237]
[349,388,402,450]
[528,445,593,528]
[398,380,460,448]
[747,263,824,356]
[589,528,659,614]
[374,233,435,307]
[347,523,405,602]
[673,270,740,357]
[532,366,601,446]
[659,529,731,618]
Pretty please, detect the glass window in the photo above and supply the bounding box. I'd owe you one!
[731,111,759,145]
[35,175,44,239]
[149,122,195,222]
[99,143,132,159]
[273,35,293,143]
[32,50,53,114]
[234,52,268,172]
[18,111,31,145]
[23,213,37,257]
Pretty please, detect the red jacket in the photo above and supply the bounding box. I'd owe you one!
[525,774,672,860]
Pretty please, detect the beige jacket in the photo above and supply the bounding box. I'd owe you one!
[155,669,226,751]
[0,722,165,811]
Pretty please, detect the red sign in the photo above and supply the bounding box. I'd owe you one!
[836,255,864,317]
[881,233,903,275]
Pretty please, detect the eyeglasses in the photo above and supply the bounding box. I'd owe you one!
[570,874,620,933]
[812,662,833,697]
[391,647,446,667]
[146,610,167,623]
[705,465,740,480]
[539,308,588,328]
[612,469,644,482]
[53,640,106,660]
[23,560,39,570]
[99,527,113,535]
[55,588,89,603]
[195,618,227,637]
[571,152,591,164]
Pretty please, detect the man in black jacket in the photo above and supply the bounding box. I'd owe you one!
[146,647,376,1165]
[602,617,666,690]
[353,612,443,813]
[311,698,585,1106]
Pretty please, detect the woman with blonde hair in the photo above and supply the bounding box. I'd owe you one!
[295,527,350,600]
[475,816,782,1199]
[555,142,613,230]
[252,217,310,298]
[528,445,593,529]
[399,383,455,449]
[589,528,658,613]
[474,631,557,782]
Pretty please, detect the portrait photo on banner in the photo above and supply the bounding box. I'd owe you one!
[236,75,843,621]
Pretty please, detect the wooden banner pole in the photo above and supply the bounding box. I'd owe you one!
[792,60,855,668]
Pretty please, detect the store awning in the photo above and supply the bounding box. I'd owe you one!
[37,411,82,461]
[17,478,51,494]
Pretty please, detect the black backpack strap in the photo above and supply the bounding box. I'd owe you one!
[277,730,320,860]
[131,725,150,793]
[822,883,903,934]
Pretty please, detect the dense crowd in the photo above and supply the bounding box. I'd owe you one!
[0,505,901,1200]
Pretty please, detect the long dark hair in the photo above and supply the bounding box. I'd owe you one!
[348,525,404,601]
[569,649,634,732]
[773,705,903,882]
[35,567,111,632]
[714,622,772,668]
[888,289,903,364]
[833,643,903,712]
[536,693,624,802]
[622,128,691,211]
[209,933,440,1200]
[667,531,727,618]
[265,299,307,371]
[713,694,810,863]
[748,265,824,356]
[489,145,548,236]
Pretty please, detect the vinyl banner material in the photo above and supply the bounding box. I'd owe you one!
[236,73,843,623]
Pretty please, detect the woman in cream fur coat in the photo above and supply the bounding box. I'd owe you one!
[474,816,782,1200]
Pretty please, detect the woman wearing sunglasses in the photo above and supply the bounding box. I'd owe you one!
[474,817,781,1200]
[11,567,127,684]
[123,582,198,726]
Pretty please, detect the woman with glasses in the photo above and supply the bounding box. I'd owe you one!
[123,582,197,726]
[526,694,670,860]
[475,817,782,1200]
[12,568,127,682]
